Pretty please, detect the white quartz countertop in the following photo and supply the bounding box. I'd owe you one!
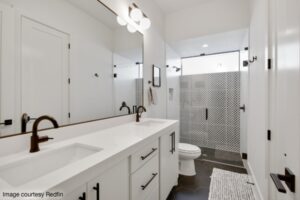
[0,118,178,192]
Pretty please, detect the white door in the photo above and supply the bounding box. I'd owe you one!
[248,0,269,199]
[269,0,300,199]
[21,17,69,130]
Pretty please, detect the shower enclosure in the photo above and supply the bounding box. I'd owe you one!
[180,52,241,153]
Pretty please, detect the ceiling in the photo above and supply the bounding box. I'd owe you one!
[169,29,248,58]
[153,0,208,14]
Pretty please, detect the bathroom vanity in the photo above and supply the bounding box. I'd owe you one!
[0,119,179,200]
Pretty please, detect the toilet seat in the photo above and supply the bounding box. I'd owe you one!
[179,143,201,154]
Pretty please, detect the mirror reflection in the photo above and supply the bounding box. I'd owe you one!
[0,0,143,137]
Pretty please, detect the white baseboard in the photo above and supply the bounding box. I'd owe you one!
[243,160,264,200]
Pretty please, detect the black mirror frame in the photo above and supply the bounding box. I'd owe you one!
[152,65,161,87]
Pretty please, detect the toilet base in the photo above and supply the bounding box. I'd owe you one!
[179,159,196,176]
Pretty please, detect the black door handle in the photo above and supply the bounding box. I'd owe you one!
[270,168,295,193]
[93,183,100,200]
[205,108,208,120]
[79,192,86,200]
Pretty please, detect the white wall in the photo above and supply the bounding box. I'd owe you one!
[165,0,250,43]
[166,45,181,120]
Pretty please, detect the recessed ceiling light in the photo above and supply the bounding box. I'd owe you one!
[202,44,208,48]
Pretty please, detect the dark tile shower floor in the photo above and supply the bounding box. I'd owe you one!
[167,147,247,200]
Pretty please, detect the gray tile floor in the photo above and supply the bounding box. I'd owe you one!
[167,148,247,200]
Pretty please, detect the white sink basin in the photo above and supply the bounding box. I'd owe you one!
[136,120,166,127]
[0,143,102,187]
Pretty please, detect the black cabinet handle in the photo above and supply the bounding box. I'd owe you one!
[170,133,174,153]
[79,192,86,200]
[170,132,176,154]
[93,183,100,200]
[141,173,158,190]
[0,119,13,126]
[141,148,157,160]
[205,108,208,120]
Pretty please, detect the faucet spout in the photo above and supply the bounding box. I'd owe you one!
[30,115,59,153]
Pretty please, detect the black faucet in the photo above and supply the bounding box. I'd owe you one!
[136,106,146,122]
[30,115,59,153]
[119,101,131,114]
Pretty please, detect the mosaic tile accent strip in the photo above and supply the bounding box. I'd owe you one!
[180,72,240,152]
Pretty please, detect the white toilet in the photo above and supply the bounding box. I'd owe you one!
[179,143,201,176]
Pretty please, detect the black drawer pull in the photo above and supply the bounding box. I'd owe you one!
[270,168,295,193]
[93,183,100,200]
[79,192,86,200]
[205,108,208,120]
[141,148,157,160]
[141,173,158,190]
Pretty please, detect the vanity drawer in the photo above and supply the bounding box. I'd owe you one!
[131,140,159,173]
[131,155,159,200]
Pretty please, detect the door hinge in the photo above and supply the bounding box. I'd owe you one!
[68,78,71,84]
[68,43,71,49]
[267,130,272,141]
[68,112,71,118]
[268,58,272,70]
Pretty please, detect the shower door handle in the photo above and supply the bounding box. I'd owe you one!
[205,108,208,120]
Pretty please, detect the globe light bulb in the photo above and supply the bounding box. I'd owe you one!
[130,8,143,22]
[116,16,127,26]
[140,17,151,30]
[127,24,137,33]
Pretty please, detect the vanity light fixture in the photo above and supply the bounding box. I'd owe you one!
[116,16,127,26]
[129,3,151,30]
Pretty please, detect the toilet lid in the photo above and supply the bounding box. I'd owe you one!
[179,143,201,153]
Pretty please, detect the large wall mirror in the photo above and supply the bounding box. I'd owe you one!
[0,0,144,138]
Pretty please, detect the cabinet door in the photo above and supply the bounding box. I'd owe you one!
[63,184,87,200]
[87,159,129,200]
[160,130,179,200]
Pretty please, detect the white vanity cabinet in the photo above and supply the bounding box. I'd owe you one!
[87,159,129,200]
[159,130,179,200]
[62,159,129,200]
[130,140,160,200]
[54,122,179,200]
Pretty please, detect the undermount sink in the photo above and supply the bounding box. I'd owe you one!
[0,143,102,187]
[136,120,166,126]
